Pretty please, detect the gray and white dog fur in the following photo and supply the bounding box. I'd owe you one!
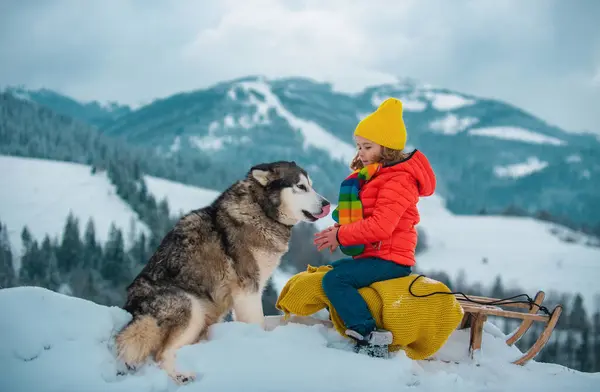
[114,161,330,383]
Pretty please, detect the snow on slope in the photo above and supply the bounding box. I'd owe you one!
[494,157,549,178]
[0,155,150,259]
[429,114,479,135]
[371,93,427,112]
[236,80,356,163]
[469,126,566,146]
[423,91,476,111]
[415,195,600,312]
[143,175,219,217]
[1,287,598,392]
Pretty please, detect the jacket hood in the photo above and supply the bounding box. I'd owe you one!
[380,149,436,197]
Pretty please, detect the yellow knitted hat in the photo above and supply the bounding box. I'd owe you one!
[354,97,407,150]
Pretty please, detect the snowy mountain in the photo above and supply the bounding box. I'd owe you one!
[1,286,599,392]
[7,77,600,230]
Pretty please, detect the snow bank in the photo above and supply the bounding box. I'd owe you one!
[1,287,598,392]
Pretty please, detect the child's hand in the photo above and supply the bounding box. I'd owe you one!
[314,226,339,253]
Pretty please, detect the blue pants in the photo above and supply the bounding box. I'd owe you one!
[322,257,412,337]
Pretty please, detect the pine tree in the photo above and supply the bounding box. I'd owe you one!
[19,227,36,285]
[0,220,15,288]
[570,294,590,371]
[82,218,102,270]
[540,339,558,365]
[578,321,591,372]
[101,224,129,285]
[128,232,148,274]
[46,239,62,291]
[563,328,576,367]
[19,238,46,286]
[593,312,600,372]
[570,294,587,330]
[57,212,82,274]
[455,270,467,292]
[21,226,32,253]
[68,266,99,302]
[491,276,504,298]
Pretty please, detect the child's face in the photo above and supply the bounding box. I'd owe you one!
[355,135,382,166]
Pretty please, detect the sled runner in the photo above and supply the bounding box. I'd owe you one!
[456,290,563,365]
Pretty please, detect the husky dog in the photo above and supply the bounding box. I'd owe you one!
[114,161,330,383]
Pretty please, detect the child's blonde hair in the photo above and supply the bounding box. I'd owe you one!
[349,146,410,171]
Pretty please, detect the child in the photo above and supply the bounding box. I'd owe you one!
[313,97,436,354]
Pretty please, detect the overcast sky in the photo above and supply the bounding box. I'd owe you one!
[1,0,598,132]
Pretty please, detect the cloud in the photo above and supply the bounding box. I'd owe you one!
[180,0,396,91]
[0,0,598,132]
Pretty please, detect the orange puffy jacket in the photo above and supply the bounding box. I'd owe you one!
[336,150,436,266]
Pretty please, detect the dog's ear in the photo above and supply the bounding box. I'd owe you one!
[249,163,272,186]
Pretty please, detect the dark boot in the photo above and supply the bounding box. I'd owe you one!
[345,329,393,359]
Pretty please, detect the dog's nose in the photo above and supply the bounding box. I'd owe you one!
[321,199,330,207]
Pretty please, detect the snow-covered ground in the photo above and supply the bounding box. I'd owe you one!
[0,155,150,259]
[1,286,597,392]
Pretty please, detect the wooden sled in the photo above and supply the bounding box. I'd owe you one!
[264,290,562,366]
[456,290,563,365]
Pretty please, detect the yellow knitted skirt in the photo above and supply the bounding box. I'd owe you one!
[276,265,464,360]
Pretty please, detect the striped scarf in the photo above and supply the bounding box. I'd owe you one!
[332,162,381,256]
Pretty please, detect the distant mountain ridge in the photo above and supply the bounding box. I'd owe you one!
[2,86,132,127]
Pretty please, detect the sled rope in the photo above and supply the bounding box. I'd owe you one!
[407,275,552,316]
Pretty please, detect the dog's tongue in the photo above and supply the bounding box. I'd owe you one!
[314,204,331,219]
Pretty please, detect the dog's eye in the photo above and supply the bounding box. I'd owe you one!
[297,184,307,191]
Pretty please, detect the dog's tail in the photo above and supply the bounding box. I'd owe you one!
[115,315,163,366]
